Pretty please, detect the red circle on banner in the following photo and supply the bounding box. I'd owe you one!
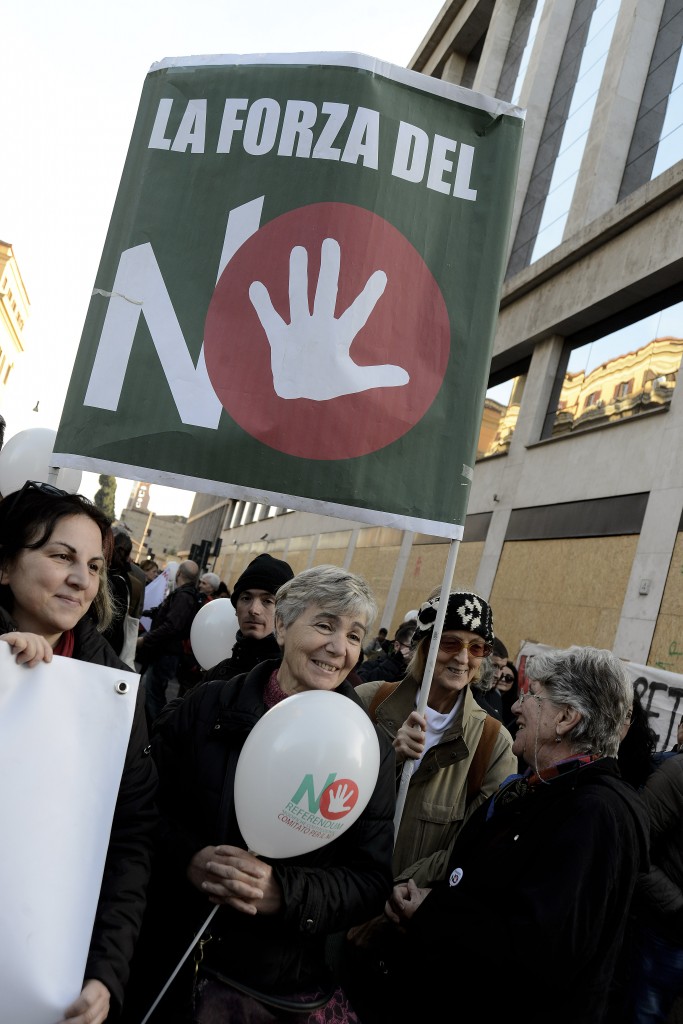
[319,778,359,820]
[204,203,450,460]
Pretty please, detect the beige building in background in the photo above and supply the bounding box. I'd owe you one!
[184,0,683,674]
[0,240,30,400]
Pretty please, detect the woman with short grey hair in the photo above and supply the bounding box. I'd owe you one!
[372,645,650,1024]
[275,564,377,633]
[521,644,631,761]
[125,564,394,1024]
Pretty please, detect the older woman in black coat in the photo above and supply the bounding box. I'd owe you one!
[123,564,395,1024]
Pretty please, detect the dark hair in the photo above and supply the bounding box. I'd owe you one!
[492,637,509,659]
[395,619,416,645]
[112,528,133,559]
[0,485,114,630]
[499,660,519,729]
[618,687,658,789]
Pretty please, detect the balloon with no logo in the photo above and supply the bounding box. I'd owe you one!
[234,690,380,857]
[190,598,239,671]
[0,427,82,497]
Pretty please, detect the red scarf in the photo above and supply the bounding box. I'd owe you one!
[263,668,290,709]
[53,630,75,658]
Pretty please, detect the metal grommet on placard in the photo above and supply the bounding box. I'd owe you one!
[115,680,130,695]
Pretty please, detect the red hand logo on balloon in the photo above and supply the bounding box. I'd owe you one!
[319,779,359,820]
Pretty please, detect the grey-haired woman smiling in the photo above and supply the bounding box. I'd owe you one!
[382,645,650,1024]
[121,564,395,1024]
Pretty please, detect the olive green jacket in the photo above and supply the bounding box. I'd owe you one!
[355,677,518,886]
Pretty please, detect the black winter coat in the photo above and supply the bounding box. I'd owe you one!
[139,582,199,661]
[406,757,649,1023]
[0,607,158,1016]
[206,629,281,681]
[137,660,396,1002]
[356,648,407,683]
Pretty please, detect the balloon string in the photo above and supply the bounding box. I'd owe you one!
[139,904,219,1024]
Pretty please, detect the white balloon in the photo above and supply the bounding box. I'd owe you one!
[234,690,380,858]
[0,427,83,497]
[190,599,239,671]
[56,466,83,494]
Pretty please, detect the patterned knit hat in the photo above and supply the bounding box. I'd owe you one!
[413,591,495,644]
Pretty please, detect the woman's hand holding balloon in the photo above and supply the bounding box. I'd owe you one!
[393,710,426,764]
[0,631,53,667]
[188,845,282,915]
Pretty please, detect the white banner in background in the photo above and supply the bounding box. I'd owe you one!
[0,646,138,1024]
[517,641,683,752]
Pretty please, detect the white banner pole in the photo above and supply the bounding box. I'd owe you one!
[393,537,460,841]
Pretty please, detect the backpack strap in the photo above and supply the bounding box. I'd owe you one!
[466,714,501,804]
[368,681,400,721]
[368,682,500,804]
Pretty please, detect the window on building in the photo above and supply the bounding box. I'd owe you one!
[544,295,683,438]
[239,502,255,526]
[651,16,683,179]
[530,0,621,263]
[477,372,528,459]
[613,379,634,399]
[618,1,683,199]
[497,0,547,105]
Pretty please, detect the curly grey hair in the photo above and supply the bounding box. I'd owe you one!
[526,645,631,758]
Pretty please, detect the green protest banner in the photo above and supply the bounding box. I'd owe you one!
[54,53,523,538]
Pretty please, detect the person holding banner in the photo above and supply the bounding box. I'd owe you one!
[0,481,158,1024]
[379,645,650,1024]
[121,564,395,1024]
[356,590,517,885]
[342,590,517,1013]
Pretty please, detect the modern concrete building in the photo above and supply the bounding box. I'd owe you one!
[184,0,683,668]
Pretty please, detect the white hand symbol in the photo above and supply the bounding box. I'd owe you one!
[326,783,353,814]
[249,238,410,400]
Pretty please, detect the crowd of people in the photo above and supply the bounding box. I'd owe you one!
[1,478,682,1023]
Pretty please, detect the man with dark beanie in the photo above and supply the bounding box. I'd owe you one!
[206,553,294,681]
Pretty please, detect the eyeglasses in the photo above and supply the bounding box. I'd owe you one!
[396,642,412,655]
[2,479,69,516]
[517,690,554,706]
[438,636,493,658]
[499,673,515,683]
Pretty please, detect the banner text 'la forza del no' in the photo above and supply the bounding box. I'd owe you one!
[55,52,524,538]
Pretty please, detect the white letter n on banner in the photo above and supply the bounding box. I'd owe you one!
[84,197,264,429]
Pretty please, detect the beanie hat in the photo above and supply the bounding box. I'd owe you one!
[413,591,494,645]
[231,553,294,607]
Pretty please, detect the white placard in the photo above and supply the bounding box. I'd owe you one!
[0,645,138,1024]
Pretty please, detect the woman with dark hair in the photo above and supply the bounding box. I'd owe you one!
[617,686,658,789]
[0,480,157,1024]
[496,659,519,733]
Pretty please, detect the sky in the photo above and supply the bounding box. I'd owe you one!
[1,0,442,518]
